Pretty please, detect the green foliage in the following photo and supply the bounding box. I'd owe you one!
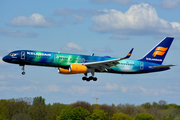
[33,96,45,105]
[46,103,68,120]
[99,104,117,119]
[0,114,5,120]
[116,103,145,117]
[71,101,93,114]
[12,113,32,120]
[0,99,9,119]
[28,103,47,120]
[141,102,151,109]
[135,113,156,120]
[70,107,91,120]
[0,97,180,120]
[91,109,107,120]
[56,106,91,120]
[56,105,72,120]
[111,113,133,120]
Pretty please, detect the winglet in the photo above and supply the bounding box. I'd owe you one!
[120,48,134,60]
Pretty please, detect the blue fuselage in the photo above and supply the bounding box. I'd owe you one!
[3,50,170,74]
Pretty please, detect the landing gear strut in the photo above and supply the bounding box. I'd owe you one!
[20,65,25,75]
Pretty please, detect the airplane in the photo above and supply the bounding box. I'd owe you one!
[2,37,175,82]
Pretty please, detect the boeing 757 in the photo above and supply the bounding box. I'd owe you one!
[2,37,175,81]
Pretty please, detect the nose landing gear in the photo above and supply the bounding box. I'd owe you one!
[20,65,25,75]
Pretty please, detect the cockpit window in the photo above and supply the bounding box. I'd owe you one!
[9,53,16,56]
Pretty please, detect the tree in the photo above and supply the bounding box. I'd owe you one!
[135,113,156,120]
[12,113,32,120]
[33,96,45,105]
[141,102,151,109]
[116,103,139,117]
[91,109,107,120]
[158,100,167,109]
[56,105,72,120]
[28,96,47,120]
[99,104,117,119]
[111,113,133,120]
[46,103,68,120]
[56,106,91,120]
[70,107,91,120]
[71,101,93,114]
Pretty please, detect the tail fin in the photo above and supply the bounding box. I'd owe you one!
[139,37,174,64]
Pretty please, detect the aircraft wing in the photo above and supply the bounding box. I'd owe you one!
[149,64,176,69]
[81,48,134,71]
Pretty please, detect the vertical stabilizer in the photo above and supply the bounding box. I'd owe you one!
[139,37,174,64]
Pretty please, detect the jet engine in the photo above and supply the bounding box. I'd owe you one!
[58,64,88,74]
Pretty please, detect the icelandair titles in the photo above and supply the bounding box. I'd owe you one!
[146,57,162,62]
[27,52,51,56]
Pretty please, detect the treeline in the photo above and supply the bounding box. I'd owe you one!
[0,96,180,120]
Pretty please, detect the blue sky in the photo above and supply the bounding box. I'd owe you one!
[0,0,180,105]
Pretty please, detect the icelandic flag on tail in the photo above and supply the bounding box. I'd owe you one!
[139,37,174,64]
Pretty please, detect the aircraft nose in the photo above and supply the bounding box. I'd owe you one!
[2,56,9,62]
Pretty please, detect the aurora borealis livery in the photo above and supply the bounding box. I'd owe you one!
[2,37,175,81]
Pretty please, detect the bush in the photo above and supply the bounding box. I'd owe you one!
[135,113,156,120]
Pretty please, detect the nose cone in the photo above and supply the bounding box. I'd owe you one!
[2,56,9,62]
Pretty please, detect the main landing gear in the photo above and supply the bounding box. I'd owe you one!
[82,70,97,82]
[82,76,97,82]
[20,65,25,75]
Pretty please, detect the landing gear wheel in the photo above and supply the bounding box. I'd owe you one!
[93,77,97,81]
[89,76,93,80]
[86,78,90,82]
[22,72,25,75]
[82,77,86,81]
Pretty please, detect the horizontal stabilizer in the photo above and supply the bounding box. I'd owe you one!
[149,64,176,69]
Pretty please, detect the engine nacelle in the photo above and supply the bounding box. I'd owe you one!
[58,64,88,74]
[69,64,88,73]
[58,68,74,74]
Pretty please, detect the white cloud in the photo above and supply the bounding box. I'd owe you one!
[0,74,5,80]
[9,13,60,27]
[48,84,60,92]
[93,46,113,52]
[72,14,85,24]
[160,0,180,9]
[90,0,133,5]
[121,86,128,93]
[55,8,105,25]
[102,83,119,90]
[120,86,178,96]
[0,74,21,80]
[0,27,38,38]
[0,57,5,64]
[7,74,21,79]
[67,86,90,95]
[110,35,130,40]
[55,8,75,15]
[0,86,37,91]
[90,3,180,38]
[61,42,86,52]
